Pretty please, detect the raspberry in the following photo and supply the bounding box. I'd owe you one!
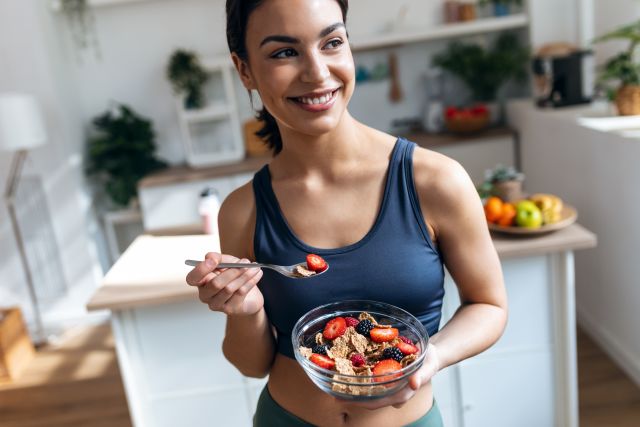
[355,319,374,337]
[382,347,404,362]
[345,317,360,328]
[350,353,366,367]
[399,336,413,344]
[312,344,329,355]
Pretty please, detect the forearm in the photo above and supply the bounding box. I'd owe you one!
[222,308,276,378]
[429,302,507,371]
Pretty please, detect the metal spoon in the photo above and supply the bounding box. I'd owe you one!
[184,259,329,279]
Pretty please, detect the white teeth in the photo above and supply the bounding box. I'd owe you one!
[298,90,335,105]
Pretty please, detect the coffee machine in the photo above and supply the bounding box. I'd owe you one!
[532,44,594,108]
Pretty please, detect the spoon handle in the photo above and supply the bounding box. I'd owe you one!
[184,259,262,268]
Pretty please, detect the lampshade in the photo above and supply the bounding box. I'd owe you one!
[0,93,47,151]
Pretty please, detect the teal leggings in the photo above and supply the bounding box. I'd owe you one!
[253,386,444,427]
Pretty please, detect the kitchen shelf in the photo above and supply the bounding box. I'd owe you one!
[51,0,158,11]
[180,104,231,123]
[350,14,529,52]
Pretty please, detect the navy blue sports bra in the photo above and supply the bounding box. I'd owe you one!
[252,137,445,359]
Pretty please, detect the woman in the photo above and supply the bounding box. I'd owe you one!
[185,0,508,425]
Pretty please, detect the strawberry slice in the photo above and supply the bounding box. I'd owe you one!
[306,254,328,272]
[310,353,335,369]
[369,327,399,343]
[396,341,419,355]
[323,317,347,340]
[372,359,403,383]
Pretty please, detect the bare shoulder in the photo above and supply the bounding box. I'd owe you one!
[412,147,475,204]
[218,179,257,259]
[411,146,483,237]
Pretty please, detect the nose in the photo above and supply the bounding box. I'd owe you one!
[301,51,330,83]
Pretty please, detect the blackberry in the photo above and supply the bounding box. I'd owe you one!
[355,319,374,337]
[312,344,329,355]
[382,347,404,362]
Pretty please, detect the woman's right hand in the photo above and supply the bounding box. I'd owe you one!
[185,252,264,316]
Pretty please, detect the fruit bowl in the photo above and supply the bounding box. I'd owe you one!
[291,300,429,401]
[488,205,578,235]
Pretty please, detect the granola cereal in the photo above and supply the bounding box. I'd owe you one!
[299,311,422,397]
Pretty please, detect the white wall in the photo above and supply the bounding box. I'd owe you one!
[592,0,640,65]
[0,0,105,333]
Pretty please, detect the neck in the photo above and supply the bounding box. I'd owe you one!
[270,111,372,179]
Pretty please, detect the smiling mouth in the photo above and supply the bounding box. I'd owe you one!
[290,89,340,106]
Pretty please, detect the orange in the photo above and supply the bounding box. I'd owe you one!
[484,196,503,223]
[498,202,517,226]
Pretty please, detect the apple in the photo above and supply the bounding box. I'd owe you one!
[515,200,543,228]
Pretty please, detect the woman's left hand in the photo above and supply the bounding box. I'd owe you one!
[343,342,441,410]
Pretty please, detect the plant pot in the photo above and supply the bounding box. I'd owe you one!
[615,85,640,116]
[492,179,523,202]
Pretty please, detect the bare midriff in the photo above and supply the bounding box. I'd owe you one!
[267,354,434,427]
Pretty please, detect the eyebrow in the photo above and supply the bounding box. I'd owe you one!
[259,22,346,47]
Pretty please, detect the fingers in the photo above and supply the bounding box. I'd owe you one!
[345,385,416,410]
[185,252,224,286]
[198,262,249,301]
[207,263,261,308]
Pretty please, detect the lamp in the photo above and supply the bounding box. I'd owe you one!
[0,93,48,344]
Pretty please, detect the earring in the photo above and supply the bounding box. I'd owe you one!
[249,90,263,112]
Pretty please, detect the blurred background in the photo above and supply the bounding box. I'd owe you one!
[0,0,639,426]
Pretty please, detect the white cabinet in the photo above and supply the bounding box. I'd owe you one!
[435,252,579,427]
[458,351,555,427]
[137,160,266,232]
[112,300,256,427]
[138,176,235,231]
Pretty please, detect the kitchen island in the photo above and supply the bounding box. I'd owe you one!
[88,225,596,427]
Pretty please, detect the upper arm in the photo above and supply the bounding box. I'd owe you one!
[413,149,507,309]
[218,181,257,260]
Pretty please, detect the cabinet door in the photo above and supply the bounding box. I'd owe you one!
[139,176,238,230]
[458,351,555,427]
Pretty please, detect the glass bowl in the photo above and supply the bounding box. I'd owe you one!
[291,300,429,401]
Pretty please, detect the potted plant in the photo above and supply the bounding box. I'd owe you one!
[86,103,168,208]
[477,164,525,202]
[166,49,210,109]
[593,20,640,115]
[478,0,523,17]
[57,0,101,60]
[433,33,529,122]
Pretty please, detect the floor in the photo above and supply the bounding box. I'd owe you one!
[0,325,639,426]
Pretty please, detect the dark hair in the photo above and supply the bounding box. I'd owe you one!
[226,0,349,155]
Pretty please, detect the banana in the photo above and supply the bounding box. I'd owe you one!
[529,193,563,224]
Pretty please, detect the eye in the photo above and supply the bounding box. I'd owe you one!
[324,38,344,50]
[271,48,297,59]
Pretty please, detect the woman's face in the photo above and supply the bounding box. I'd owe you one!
[238,0,355,138]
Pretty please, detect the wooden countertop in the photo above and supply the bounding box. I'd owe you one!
[87,223,596,312]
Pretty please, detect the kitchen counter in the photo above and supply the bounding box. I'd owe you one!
[91,224,595,427]
[87,224,595,312]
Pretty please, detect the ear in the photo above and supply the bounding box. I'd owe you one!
[231,53,257,91]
